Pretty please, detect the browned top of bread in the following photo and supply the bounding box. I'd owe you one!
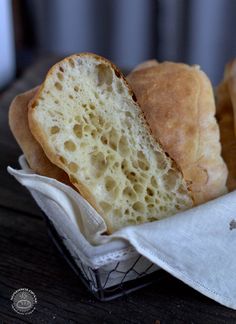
[127,61,228,204]
[9,88,71,185]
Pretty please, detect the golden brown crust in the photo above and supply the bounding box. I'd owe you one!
[9,88,71,185]
[216,71,236,191]
[132,59,159,72]
[28,54,193,225]
[127,61,228,204]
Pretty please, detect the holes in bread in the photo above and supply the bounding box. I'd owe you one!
[105,176,116,192]
[145,195,154,203]
[113,161,119,169]
[138,160,149,171]
[74,85,79,92]
[89,104,95,110]
[69,95,74,100]
[118,135,130,156]
[91,129,97,139]
[131,160,139,169]
[59,66,64,73]
[68,58,75,68]
[121,159,129,172]
[75,115,82,123]
[123,186,136,201]
[98,116,105,126]
[59,156,67,165]
[151,176,158,188]
[54,100,59,104]
[133,184,143,194]
[137,151,150,170]
[114,209,122,218]
[100,201,112,213]
[156,151,168,170]
[108,128,118,150]
[132,202,145,213]
[57,72,64,81]
[84,125,93,135]
[55,82,63,91]
[147,203,156,213]
[68,162,78,173]
[125,111,133,118]
[136,216,145,222]
[163,169,179,190]
[96,64,113,86]
[101,135,108,145]
[147,187,154,196]
[175,204,181,210]
[127,171,136,182]
[90,151,107,177]
[82,116,89,124]
[64,140,76,151]
[50,126,60,134]
[160,205,167,212]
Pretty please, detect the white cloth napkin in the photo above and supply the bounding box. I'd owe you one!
[8,156,236,310]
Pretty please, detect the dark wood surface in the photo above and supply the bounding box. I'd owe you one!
[1,57,236,324]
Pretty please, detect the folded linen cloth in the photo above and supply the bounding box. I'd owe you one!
[8,155,236,309]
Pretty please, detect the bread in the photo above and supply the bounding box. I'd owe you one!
[9,88,71,185]
[28,53,193,233]
[216,69,236,191]
[127,61,228,205]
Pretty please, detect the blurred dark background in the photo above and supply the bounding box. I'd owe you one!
[2,0,236,89]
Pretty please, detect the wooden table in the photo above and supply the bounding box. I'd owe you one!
[1,57,236,324]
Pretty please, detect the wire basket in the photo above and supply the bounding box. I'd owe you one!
[46,216,164,301]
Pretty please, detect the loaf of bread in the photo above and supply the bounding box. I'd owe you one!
[127,61,228,205]
[216,66,236,191]
[28,53,193,233]
[9,88,70,185]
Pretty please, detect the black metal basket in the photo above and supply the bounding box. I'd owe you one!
[45,216,165,301]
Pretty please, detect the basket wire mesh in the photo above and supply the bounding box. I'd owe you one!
[46,216,164,301]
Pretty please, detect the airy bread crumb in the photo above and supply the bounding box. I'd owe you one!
[29,53,193,233]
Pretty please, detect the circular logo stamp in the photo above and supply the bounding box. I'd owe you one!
[11,288,37,315]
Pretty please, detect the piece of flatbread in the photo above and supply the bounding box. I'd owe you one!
[9,88,71,185]
[28,53,193,233]
[127,61,228,205]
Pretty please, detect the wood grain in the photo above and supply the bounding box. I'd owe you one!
[0,57,236,323]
